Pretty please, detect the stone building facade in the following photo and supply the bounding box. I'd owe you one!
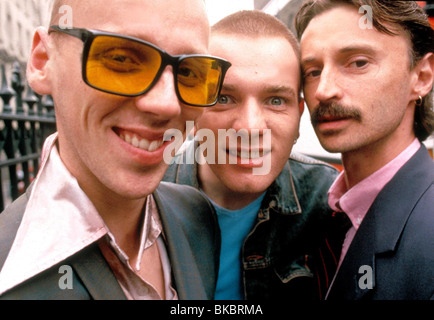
[0,0,50,69]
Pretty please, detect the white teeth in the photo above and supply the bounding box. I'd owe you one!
[228,149,268,159]
[139,139,150,150]
[240,150,250,159]
[120,132,163,152]
[131,136,139,148]
[148,140,160,152]
[250,150,261,159]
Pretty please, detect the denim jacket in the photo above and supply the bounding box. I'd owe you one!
[163,140,339,300]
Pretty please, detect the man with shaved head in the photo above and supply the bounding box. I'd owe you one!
[0,0,230,300]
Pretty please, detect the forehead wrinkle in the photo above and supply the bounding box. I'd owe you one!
[338,45,377,55]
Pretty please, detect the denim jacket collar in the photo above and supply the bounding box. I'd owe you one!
[269,161,302,215]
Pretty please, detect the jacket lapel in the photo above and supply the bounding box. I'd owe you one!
[328,145,434,300]
[0,187,127,300]
[327,210,376,300]
[153,184,212,300]
[69,242,127,300]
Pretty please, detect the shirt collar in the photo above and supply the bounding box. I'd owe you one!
[106,194,162,272]
[328,138,421,230]
[0,133,164,296]
[0,134,107,294]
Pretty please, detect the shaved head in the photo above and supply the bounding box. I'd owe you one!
[50,0,64,25]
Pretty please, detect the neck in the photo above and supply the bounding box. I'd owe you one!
[80,180,147,259]
[341,134,416,189]
[55,136,147,260]
[198,163,263,210]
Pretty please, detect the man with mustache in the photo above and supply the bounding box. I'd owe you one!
[296,0,434,299]
[164,10,341,300]
[311,103,362,129]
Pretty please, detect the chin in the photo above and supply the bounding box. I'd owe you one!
[318,136,354,154]
[226,176,272,195]
[113,170,167,200]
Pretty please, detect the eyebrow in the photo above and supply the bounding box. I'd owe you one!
[221,84,237,91]
[264,85,297,99]
[301,57,316,65]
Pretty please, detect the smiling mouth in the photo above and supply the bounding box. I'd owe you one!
[115,128,164,152]
[227,149,271,159]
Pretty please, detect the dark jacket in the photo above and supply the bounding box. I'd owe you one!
[327,145,434,300]
[0,182,220,300]
[163,140,339,299]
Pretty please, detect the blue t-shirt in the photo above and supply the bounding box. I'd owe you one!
[204,192,266,300]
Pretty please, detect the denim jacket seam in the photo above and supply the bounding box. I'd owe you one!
[274,267,313,283]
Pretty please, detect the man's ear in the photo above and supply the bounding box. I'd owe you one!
[411,52,434,100]
[26,27,52,95]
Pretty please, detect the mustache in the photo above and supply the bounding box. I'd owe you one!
[311,102,362,127]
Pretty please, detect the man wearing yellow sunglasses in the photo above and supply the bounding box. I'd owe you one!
[0,0,229,300]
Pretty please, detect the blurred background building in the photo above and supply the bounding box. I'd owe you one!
[0,0,50,73]
[0,0,54,209]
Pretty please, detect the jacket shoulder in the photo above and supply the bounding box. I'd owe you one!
[0,192,29,226]
[154,181,218,238]
[289,152,339,185]
[0,193,29,270]
[153,181,220,299]
[155,182,214,216]
[162,139,198,187]
[162,161,180,183]
[289,151,338,171]
[285,153,339,220]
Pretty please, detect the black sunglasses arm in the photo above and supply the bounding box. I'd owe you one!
[49,25,91,42]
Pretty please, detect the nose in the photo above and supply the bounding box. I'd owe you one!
[134,66,181,119]
[232,98,268,134]
[314,66,343,103]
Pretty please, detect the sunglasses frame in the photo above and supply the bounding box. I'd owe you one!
[48,25,231,107]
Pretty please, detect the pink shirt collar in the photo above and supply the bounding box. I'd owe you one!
[328,138,421,230]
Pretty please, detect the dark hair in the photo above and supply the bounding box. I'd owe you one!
[295,0,434,141]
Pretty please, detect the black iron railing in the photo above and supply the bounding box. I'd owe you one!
[0,62,56,211]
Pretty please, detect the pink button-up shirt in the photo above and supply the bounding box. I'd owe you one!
[0,133,177,300]
[325,138,421,298]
